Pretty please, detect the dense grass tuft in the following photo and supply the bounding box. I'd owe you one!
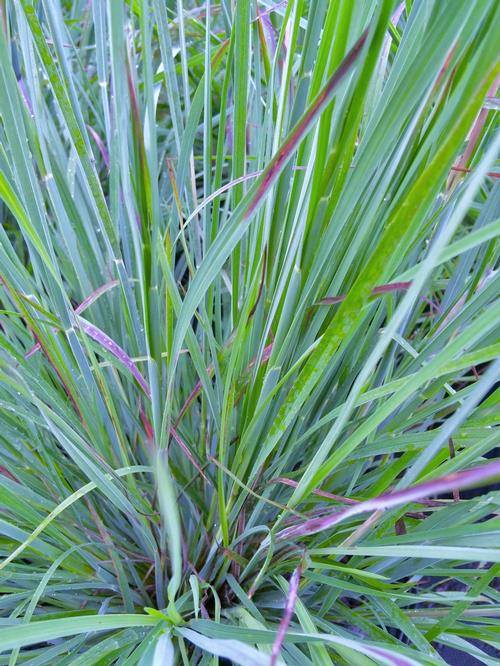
[0,0,499,663]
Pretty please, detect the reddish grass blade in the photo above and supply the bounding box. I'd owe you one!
[1,276,85,421]
[277,461,500,540]
[175,342,274,426]
[395,518,407,536]
[318,281,412,305]
[25,280,119,358]
[248,342,274,368]
[318,280,440,313]
[448,73,500,188]
[140,404,208,480]
[87,125,110,169]
[17,78,33,115]
[139,404,155,441]
[0,465,18,481]
[270,564,302,666]
[25,342,45,359]
[450,165,499,178]
[249,252,267,319]
[126,53,148,196]
[169,424,208,481]
[174,367,215,427]
[244,27,369,219]
[271,477,443,521]
[270,476,358,504]
[78,317,151,398]
[74,281,119,315]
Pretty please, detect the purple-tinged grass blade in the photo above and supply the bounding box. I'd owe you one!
[176,342,274,425]
[24,341,45,359]
[175,367,215,427]
[248,342,274,368]
[448,73,500,190]
[243,27,369,220]
[0,465,18,482]
[278,461,500,540]
[139,404,155,442]
[318,280,440,313]
[86,125,110,169]
[17,78,33,115]
[169,425,208,481]
[270,476,358,504]
[78,316,151,398]
[257,8,277,58]
[74,280,119,315]
[318,281,412,305]
[256,0,288,21]
[1,277,85,420]
[140,404,208,480]
[169,26,371,371]
[25,280,119,358]
[271,564,302,666]
[391,2,405,25]
[450,165,500,178]
[272,477,446,523]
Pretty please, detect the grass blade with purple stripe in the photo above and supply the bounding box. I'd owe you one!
[278,461,500,541]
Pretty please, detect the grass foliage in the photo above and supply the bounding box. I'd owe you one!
[0,0,499,663]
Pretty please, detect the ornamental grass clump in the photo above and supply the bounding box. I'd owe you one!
[0,0,499,663]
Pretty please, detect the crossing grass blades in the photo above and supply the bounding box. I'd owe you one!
[0,0,499,664]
